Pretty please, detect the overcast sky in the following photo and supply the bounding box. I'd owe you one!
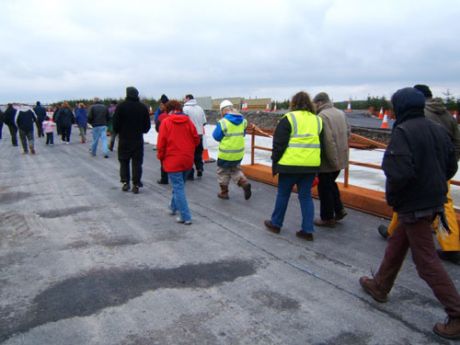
[1,0,460,104]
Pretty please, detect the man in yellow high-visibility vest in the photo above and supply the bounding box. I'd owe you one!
[212,100,251,200]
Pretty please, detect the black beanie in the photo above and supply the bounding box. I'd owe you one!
[413,84,432,98]
[160,94,169,104]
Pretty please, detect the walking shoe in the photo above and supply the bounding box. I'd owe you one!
[122,183,130,192]
[264,220,280,234]
[296,231,314,241]
[359,276,388,303]
[197,170,203,178]
[433,317,460,340]
[104,155,109,158]
[176,217,192,225]
[157,179,168,185]
[437,250,460,265]
[30,147,36,155]
[314,218,336,228]
[335,209,348,221]
[377,225,389,239]
[132,185,139,194]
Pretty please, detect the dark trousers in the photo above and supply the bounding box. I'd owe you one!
[109,132,117,150]
[119,146,144,186]
[374,215,460,318]
[159,164,169,183]
[19,130,34,152]
[61,126,71,142]
[318,171,344,220]
[190,136,204,177]
[0,122,3,139]
[46,133,54,145]
[38,121,44,137]
[7,125,18,146]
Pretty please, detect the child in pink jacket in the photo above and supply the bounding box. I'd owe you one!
[42,116,56,145]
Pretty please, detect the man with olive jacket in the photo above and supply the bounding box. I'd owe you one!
[313,92,350,227]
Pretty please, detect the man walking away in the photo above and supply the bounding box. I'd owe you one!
[88,97,110,158]
[33,101,47,137]
[313,92,350,227]
[15,105,39,154]
[4,104,19,146]
[113,87,151,193]
[212,100,251,200]
[183,94,207,179]
[377,84,460,264]
[359,87,460,340]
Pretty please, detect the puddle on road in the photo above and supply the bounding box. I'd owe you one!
[36,206,94,218]
[0,259,256,342]
[0,192,32,204]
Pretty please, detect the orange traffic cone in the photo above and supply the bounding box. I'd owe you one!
[202,128,216,163]
[378,107,384,119]
[380,112,389,129]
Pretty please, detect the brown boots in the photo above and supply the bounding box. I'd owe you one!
[434,317,460,340]
[217,184,229,199]
[217,180,252,200]
[237,179,252,200]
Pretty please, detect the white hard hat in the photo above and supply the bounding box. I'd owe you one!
[219,100,233,111]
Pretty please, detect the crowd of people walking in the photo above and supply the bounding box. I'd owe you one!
[1,84,459,339]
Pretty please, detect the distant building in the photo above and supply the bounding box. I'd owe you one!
[213,97,244,111]
[194,97,212,111]
[212,97,272,112]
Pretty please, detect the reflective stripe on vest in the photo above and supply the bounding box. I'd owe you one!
[277,111,322,167]
[218,118,247,161]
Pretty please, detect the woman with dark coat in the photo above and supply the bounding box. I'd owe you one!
[57,102,74,144]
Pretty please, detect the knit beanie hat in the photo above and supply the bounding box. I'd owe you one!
[413,84,432,98]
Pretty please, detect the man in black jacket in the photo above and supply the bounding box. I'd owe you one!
[15,106,39,154]
[359,87,460,340]
[3,104,18,146]
[88,98,110,158]
[113,87,151,193]
[33,101,47,137]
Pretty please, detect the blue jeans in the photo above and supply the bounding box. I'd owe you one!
[271,173,315,233]
[169,171,192,222]
[91,126,108,156]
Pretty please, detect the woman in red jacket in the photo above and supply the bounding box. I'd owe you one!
[157,100,199,224]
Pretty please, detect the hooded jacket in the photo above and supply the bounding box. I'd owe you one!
[15,108,38,132]
[383,88,457,213]
[183,99,207,135]
[424,98,460,160]
[157,113,199,173]
[213,112,246,167]
[317,102,350,172]
[112,87,151,154]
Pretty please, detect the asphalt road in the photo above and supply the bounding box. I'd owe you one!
[0,128,458,345]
